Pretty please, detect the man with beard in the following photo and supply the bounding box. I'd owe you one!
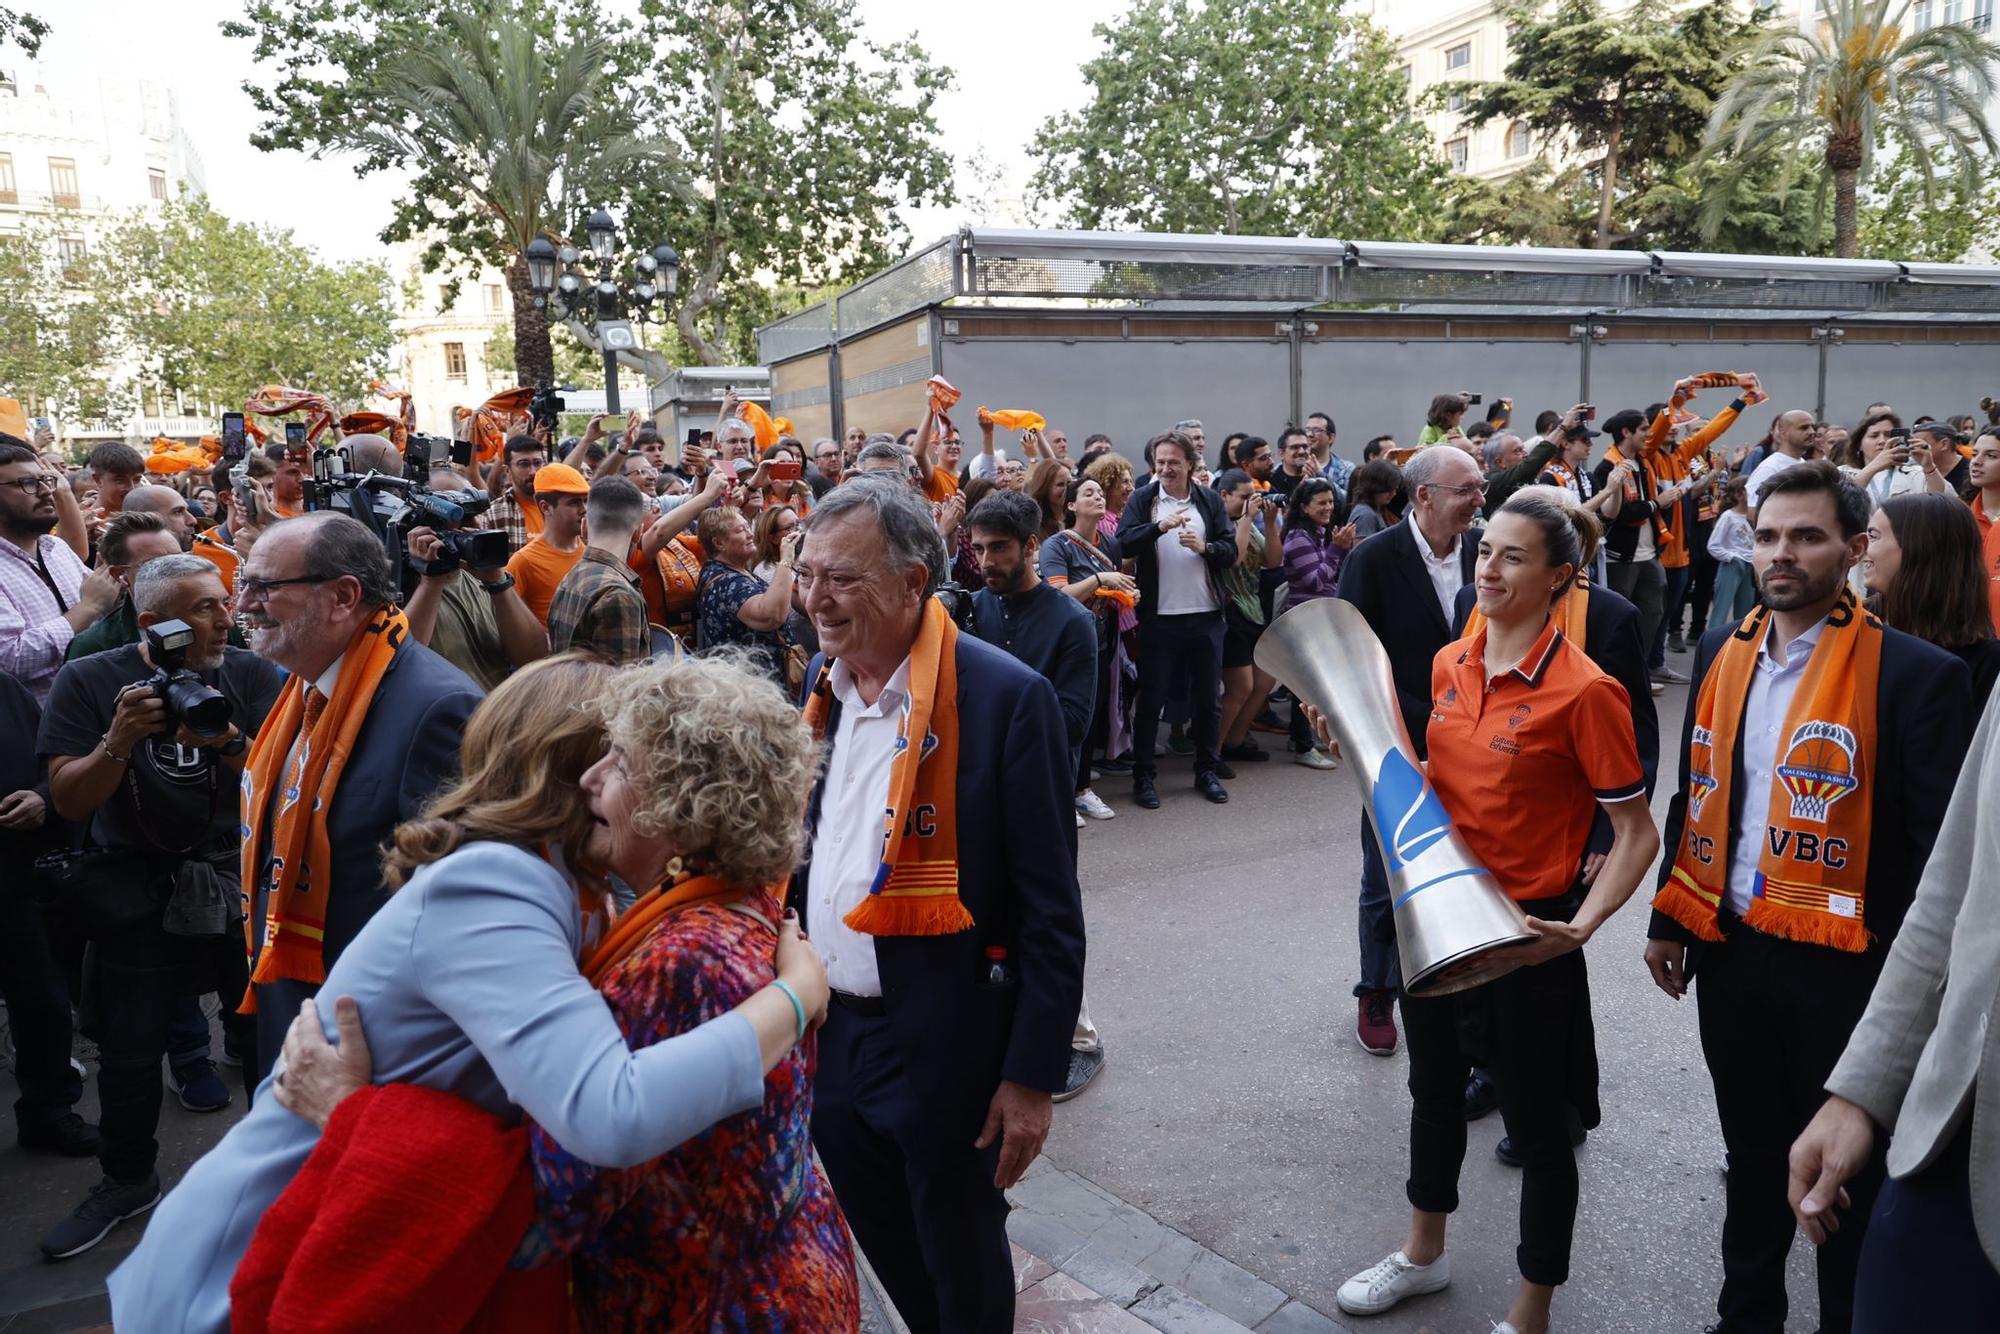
[1644,461,1974,1334]
[36,554,284,1258]
[0,439,120,702]
[233,513,482,1081]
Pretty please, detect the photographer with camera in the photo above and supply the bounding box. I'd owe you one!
[35,553,283,1259]
[402,505,549,692]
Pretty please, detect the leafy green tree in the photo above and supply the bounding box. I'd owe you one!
[1855,134,2000,262]
[1027,0,1448,239]
[1441,0,1764,248]
[225,0,675,386]
[0,217,119,420]
[606,0,953,365]
[1436,161,1599,248]
[95,198,396,409]
[0,6,47,55]
[1703,0,2000,257]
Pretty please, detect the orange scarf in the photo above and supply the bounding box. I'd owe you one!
[583,874,748,984]
[192,531,239,594]
[802,597,971,936]
[1653,592,1882,952]
[239,608,411,1006]
[1462,582,1589,652]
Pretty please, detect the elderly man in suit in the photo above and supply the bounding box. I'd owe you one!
[793,475,1087,1334]
[1332,444,1485,1056]
[235,512,482,1083]
[1788,685,2000,1327]
[1643,463,1975,1334]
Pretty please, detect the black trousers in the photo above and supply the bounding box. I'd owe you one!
[1855,1122,2000,1331]
[0,869,81,1132]
[812,1004,1013,1334]
[1684,522,1719,632]
[92,915,252,1182]
[1695,925,1885,1334]
[1132,610,1223,781]
[1400,897,1587,1287]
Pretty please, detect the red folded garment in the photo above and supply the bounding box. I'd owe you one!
[232,1083,570,1333]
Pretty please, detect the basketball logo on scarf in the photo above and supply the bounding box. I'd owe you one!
[1686,725,1718,823]
[1775,721,1859,823]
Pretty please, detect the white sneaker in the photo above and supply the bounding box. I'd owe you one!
[1294,747,1339,770]
[1076,811,1086,828]
[1335,1250,1450,1316]
[1075,790,1116,821]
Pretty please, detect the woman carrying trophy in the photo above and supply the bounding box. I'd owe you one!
[1329,488,1661,1334]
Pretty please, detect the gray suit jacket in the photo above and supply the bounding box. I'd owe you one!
[1826,689,2000,1269]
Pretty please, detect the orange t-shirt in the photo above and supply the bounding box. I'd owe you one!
[923,467,961,504]
[1974,494,2000,631]
[506,536,584,625]
[1425,616,1646,902]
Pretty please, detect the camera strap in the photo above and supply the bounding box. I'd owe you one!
[32,544,70,613]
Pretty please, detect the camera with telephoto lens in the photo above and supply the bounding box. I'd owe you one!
[139,620,232,739]
[932,582,978,633]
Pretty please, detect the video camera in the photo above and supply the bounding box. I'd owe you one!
[530,382,571,432]
[139,620,232,739]
[300,443,509,592]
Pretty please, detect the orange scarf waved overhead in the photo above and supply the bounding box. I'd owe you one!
[1653,591,1882,952]
[239,607,410,1005]
[980,408,1046,433]
[803,596,972,936]
[471,386,537,463]
[243,385,336,444]
[925,375,961,442]
[1461,581,1589,653]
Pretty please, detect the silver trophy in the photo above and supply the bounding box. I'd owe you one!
[1256,597,1533,996]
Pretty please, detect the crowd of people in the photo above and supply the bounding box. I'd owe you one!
[0,370,1997,1333]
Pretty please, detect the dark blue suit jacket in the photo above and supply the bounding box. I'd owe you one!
[250,637,482,1080]
[1647,620,1974,975]
[1335,520,1479,759]
[795,633,1087,1135]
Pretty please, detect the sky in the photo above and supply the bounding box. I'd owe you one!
[30,0,1130,266]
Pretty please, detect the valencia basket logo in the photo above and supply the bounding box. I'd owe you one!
[1774,720,1859,823]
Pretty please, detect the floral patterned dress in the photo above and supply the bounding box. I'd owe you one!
[526,888,859,1332]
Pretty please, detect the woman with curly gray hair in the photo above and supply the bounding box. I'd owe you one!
[109,654,836,1332]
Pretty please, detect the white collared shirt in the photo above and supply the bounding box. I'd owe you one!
[809,654,914,997]
[1724,614,1829,916]
[1409,514,1463,627]
[312,651,346,701]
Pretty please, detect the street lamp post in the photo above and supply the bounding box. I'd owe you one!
[524,213,679,418]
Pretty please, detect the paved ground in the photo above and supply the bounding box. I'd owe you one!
[1,668,1827,1332]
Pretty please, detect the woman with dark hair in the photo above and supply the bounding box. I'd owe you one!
[1346,459,1407,537]
[1213,468,1285,769]
[1864,493,2000,700]
[949,475,998,588]
[1041,475,1137,819]
[1218,431,1247,473]
[1330,488,1657,1334]
[1842,411,1937,503]
[1276,477,1357,766]
[1024,457,1074,542]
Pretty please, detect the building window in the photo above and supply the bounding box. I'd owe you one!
[1975,0,1994,32]
[1508,121,1531,157]
[1396,63,1412,84]
[483,282,505,315]
[57,235,86,281]
[1447,90,1467,113]
[1944,0,1964,24]
[444,342,468,380]
[1445,41,1471,70]
[47,157,78,208]
[148,168,167,201]
[1913,0,1934,26]
[1446,137,1469,170]
[0,153,14,204]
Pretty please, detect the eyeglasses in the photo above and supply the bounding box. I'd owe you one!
[236,573,333,601]
[0,475,59,494]
[1431,481,1489,497]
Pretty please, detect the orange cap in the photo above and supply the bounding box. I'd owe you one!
[533,462,590,495]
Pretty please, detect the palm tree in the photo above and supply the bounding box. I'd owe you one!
[332,4,680,385]
[1701,0,2000,257]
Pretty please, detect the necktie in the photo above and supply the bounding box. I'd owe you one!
[283,688,327,808]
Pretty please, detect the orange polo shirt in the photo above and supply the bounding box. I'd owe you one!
[1974,494,2000,631]
[923,467,960,504]
[1426,616,1646,902]
[506,536,584,626]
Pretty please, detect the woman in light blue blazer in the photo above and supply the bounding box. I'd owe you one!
[107,655,828,1333]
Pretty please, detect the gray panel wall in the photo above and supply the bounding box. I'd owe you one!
[1822,342,2000,428]
[1589,340,1820,435]
[1301,338,1580,450]
[939,336,1292,462]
